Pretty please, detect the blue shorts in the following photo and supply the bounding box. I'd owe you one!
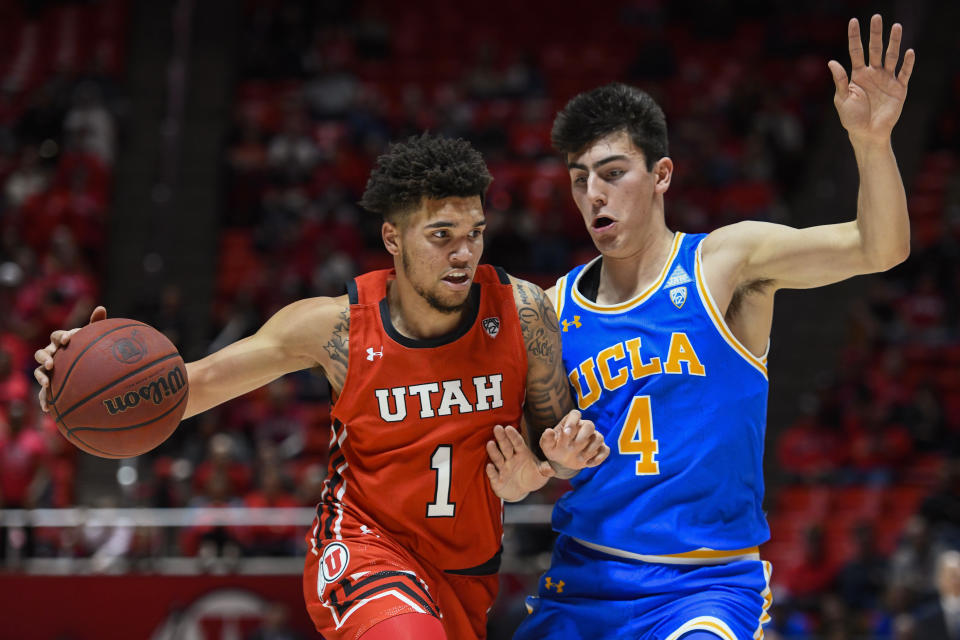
[514,535,772,640]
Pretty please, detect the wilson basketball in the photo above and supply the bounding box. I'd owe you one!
[48,318,189,459]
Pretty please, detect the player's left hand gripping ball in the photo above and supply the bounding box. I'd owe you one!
[541,410,610,472]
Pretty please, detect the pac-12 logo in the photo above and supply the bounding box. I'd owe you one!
[482,317,500,338]
[321,542,350,583]
[669,286,687,309]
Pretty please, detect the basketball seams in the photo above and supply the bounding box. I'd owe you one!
[64,391,188,434]
[60,393,187,459]
[53,352,182,420]
[49,322,147,404]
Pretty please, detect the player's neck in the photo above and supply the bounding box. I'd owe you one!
[386,278,469,340]
[597,226,676,305]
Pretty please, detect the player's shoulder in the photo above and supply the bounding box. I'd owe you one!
[263,295,350,349]
[502,273,553,312]
[500,273,561,340]
[275,294,350,327]
[701,221,781,259]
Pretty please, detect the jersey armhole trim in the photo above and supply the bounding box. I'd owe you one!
[693,245,768,379]
[346,279,359,305]
[492,265,510,285]
[554,275,567,318]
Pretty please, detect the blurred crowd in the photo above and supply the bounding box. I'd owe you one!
[1,1,960,638]
[0,0,126,560]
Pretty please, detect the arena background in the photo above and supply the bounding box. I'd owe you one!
[0,0,958,638]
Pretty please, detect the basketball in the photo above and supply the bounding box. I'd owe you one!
[48,319,189,459]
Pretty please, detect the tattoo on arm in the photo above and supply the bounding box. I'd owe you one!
[514,279,572,456]
[321,307,350,392]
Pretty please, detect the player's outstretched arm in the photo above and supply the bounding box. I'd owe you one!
[33,297,349,421]
[182,295,348,418]
[702,15,913,294]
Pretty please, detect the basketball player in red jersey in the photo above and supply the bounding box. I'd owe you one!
[34,133,609,640]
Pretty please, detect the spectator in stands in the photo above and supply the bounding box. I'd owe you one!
[776,395,845,481]
[182,468,246,569]
[0,347,29,404]
[777,525,837,606]
[923,459,960,547]
[3,145,48,210]
[889,516,943,604]
[244,461,299,556]
[267,106,319,184]
[837,522,888,617]
[0,399,51,561]
[0,399,51,511]
[63,82,116,165]
[914,549,960,639]
[846,401,913,483]
[193,432,252,497]
[248,378,306,459]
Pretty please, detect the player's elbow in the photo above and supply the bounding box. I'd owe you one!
[862,236,910,273]
[870,242,910,272]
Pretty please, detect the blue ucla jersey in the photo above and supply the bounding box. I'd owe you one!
[552,232,770,555]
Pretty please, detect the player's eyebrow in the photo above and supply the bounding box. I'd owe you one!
[567,155,630,171]
[424,220,487,229]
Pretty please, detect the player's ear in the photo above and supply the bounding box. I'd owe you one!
[653,157,673,195]
[382,219,400,256]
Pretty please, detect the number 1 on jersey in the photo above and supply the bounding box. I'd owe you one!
[618,396,660,475]
[427,444,456,517]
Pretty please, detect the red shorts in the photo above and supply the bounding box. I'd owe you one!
[303,509,499,640]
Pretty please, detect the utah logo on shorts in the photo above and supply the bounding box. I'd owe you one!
[321,542,350,583]
[482,317,500,338]
[669,286,687,309]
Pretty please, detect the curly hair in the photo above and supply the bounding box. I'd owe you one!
[359,133,493,221]
[551,83,668,169]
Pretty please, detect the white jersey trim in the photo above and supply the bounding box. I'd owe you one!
[568,232,684,315]
[693,243,769,378]
[572,537,761,566]
[554,275,567,318]
[665,616,738,640]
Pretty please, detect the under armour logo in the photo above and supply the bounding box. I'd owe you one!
[544,576,565,593]
[366,346,383,361]
[561,316,582,332]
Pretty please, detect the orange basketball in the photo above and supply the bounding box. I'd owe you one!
[48,319,189,458]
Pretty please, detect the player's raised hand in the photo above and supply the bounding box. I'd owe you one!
[486,424,555,502]
[828,15,915,144]
[540,410,610,476]
[34,305,107,412]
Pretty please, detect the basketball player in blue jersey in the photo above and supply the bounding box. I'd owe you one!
[511,15,916,640]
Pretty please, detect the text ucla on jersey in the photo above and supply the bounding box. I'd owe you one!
[553,232,770,555]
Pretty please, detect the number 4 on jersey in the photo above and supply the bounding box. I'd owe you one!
[618,396,660,475]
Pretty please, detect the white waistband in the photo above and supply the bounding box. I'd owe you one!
[571,538,761,566]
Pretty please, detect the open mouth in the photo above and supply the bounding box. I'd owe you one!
[443,272,470,285]
[593,216,615,229]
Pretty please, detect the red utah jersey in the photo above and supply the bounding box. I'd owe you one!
[316,264,527,572]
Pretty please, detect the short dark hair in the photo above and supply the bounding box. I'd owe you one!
[551,83,668,169]
[359,133,493,221]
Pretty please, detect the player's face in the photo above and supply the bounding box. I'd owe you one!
[390,196,486,314]
[567,130,672,257]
